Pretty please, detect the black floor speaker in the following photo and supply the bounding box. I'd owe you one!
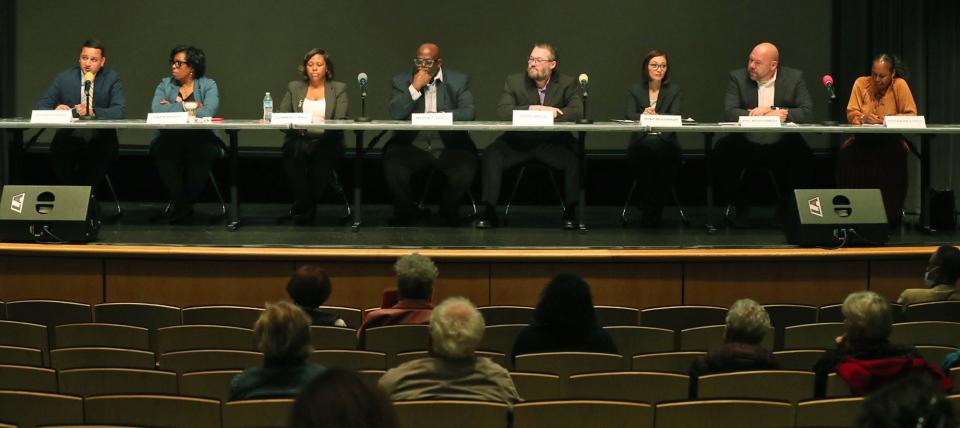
[784,189,888,246]
[0,185,101,243]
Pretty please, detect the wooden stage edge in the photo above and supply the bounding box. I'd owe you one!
[0,242,943,261]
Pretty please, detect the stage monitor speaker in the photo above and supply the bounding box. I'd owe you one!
[0,185,101,243]
[784,189,888,247]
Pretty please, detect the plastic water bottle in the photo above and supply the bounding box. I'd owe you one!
[262,92,273,122]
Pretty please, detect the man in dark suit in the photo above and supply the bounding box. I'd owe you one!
[383,43,477,227]
[476,43,583,229]
[712,42,814,226]
[35,39,127,187]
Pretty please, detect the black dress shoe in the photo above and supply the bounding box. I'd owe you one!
[561,207,577,230]
[475,204,499,229]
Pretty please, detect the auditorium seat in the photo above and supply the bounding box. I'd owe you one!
[180,369,242,401]
[0,301,5,319]
[49,347,156,370]
[513,400,653,428]
[222,398,295,428]
[594,306,640,327]
[94,302,182,351]
[916,345,957,367]
[763,304,818,350]
[0,391,84,427]
[654,399,794,428]
[357,369,386,388]
[57,367,178,397]
[951,367,960,389]
[84,394,221,427]
[825,373,852,397]
[0,364,57,392]
[309,326,358,350]
[7,300,92,349]
[318,306,363,328]
[631,351,705,374]
[0,321,51,366]
[891,321,960,347]
[510,372,563,401]
[697,370,815,403]
[567,371,688,404]
[794,397,864,427]
[514,352,626,379]
[478,324,526,356]
[781,322,845,350]
[820,303,904,323]
[182,305,263,329]
[156,325,256,354]
[679,325,774,352]
[394,400,509,428]
[363,325,430,367]
[772,349,825,371]
[310,350,386,371]
[0,345,43,366]
[950,393,960,418]
[158,350,263,375]
[397,350,509,370]
[54,323,150,350]
[477,306,535,326]
[640,305,727,332]
[603,326,675,359]
[903,301,960,322]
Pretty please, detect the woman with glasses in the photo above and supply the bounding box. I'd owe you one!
[150,45,221,224]
[277,48,349,225]
[623,49,682,227]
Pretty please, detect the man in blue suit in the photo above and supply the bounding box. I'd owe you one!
[383,43,477,227]
[35,39,127,187]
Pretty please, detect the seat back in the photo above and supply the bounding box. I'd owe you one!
[0,364,57,392]
[363,325,430,367]
[58,368,178,397]
[182,305,264,329]
[514,352,626,378]
[763,304,818,350]
[697,370,815,402]
[396,350,509,370]
[640,306,727,331]
[594,306,639,327]
[54,323,150,350]
[180,369,242,402]
[917,345,958,367]
[510,371,564,401]
[654,399,794,428]
[478,324,527,356]
[318,306,363,328]
[513,400,653,428]
[156,325,256,354]
[631,351,705,374]
[49,347,156,370]
[309,326,357,350]
[84,394,221,427]
[7,300,92,349]
[158,350,263,375]
[821,303,904,323]
[94,302,182,350]
[0,345,43,366]
[678,325,774,351]
[0,391,83,427]
[568,371,688,404]
[795,397,864,427]
[782,323,845,350]
[603,326,675,359]
[891,321,960,347]
[222,398,295,428]
[951,367,960,390]
[772,349,825,371]
[477,306,535,326]
[904,301,960,322]
[393,400,509,428]
[0,320,48,365]
[310,350,386,371]
[825,373,853,397]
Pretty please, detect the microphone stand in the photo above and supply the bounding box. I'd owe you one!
[355,86,371,122]
[80,84,93,121]
[576,88,592,124]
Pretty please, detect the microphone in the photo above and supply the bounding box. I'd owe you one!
[822,75,836,100]
[578,73,589,97]
[576,73,592,124]
[356,72,371,122]
[82,72,94,119]
[357,73,368,97]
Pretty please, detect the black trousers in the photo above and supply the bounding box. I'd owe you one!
[282,133,345,214]
[626,133,681,213]
[836,134,908,225]
[480,132,579,206]
[710,133,814,207]
[150,130,222,209]
[49,129,119,187]
[382,133,477,217]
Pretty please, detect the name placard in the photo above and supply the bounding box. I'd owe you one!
[884,115,926,129]
[271,112,313,125]
[412,112,453,126]
[512,110,554,126]
[738,116,782,128]
[640,114,683,127]
[147,112,189,124]
[30,110,73,124]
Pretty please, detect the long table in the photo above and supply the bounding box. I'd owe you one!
[3,119,959,232]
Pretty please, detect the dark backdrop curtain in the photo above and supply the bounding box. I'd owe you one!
[0,1,14,186]
[834,0,960,210]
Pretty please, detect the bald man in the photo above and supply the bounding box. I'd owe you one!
[382,43,477,227]
[712,42,814,227]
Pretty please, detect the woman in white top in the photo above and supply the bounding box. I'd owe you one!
[277,48,350,225]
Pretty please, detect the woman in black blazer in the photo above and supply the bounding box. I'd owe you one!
[624,49,682,227]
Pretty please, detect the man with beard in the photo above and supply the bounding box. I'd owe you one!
[476,42,583,230]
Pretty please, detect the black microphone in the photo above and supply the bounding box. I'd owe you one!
[822,75,836,100]
[356,72,371,122]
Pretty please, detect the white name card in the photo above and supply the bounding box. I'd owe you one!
[412,112,453,126]
[884,115,926,129]
[640,114,683,127]
[738,116,782,128]
[512,110,554,126]
[30,110,73,124]
[271,112,313,125]
[147,112,189,124]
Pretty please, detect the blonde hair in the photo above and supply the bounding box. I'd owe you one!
[430,297,485,358]
[254,301,312,362]
[725,298,771,344]
[394,253,437,300]
[842,291,892,345]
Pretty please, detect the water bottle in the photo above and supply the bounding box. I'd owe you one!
[262,92,273,121]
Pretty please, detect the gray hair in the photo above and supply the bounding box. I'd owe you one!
[725,298,771,344]
[429,297,485,359]
[394,253,437,300]
[842,291,892,345]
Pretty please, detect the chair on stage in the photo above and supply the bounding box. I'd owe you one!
[158,349,263,375]
[478,324,527,356]
[568,371,688,404]
[393,400,510,428]
[222,398,295,428]
[631,351,705,374]
[513,400,653,428]
[0,391,84,428]
[0,345,43,367]
[57,367,178,397]
[0,364,57,392]
[594,306,640,327]
[654,399,794,428]
[477,306,534,326]
[156,325,256,354]
[782,322,845,350]
[310,350,386,371]
[772,349,825,371]
[83,394,221,427]
[697,370,816,403]
[603,326,675,359]
[679,325,774,352]
[363,325,430,368]
[891,321,960,347]
[510,372,564,401]
[794,397,864,428]
[904,301,960,322]
[502,161,567,225]
[0,320,48,365]
[180,369,242,401]
[310,326,358,350]
[620,178,690,226]
[54,323,150,351]
[182,305,263,329]
[49,347,156,370]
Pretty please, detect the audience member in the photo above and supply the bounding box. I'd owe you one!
[511,273,617,361]
[358,253,437,346]
[855,372,956,428]
[286,265,346,327]
[229,301,323,400]
[378,297,520,404]
[898,245,960,305]
[290,368,400,428]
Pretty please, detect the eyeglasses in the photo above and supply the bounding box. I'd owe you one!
[169,60,188,68]
[648,63,668,70]
[413,58,437,67]
[528,57,554,65]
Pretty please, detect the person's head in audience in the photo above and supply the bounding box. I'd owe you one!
[430,297,485,359]
[290,368,399,428]
[287,265,333,308]
[534,273,596,333]
[724,298,771,345]
[747,42,779,83]
[841,291,892,349]
[395,253,437,301]
[255,301,312,365]
[924,245,960,288]
[856,372,956,428]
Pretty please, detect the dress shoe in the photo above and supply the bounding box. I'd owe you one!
[561,207,577,230]
[475,204,499,228]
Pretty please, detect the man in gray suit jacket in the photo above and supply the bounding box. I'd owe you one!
[383,43,477,227]
[711,42,814,226]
